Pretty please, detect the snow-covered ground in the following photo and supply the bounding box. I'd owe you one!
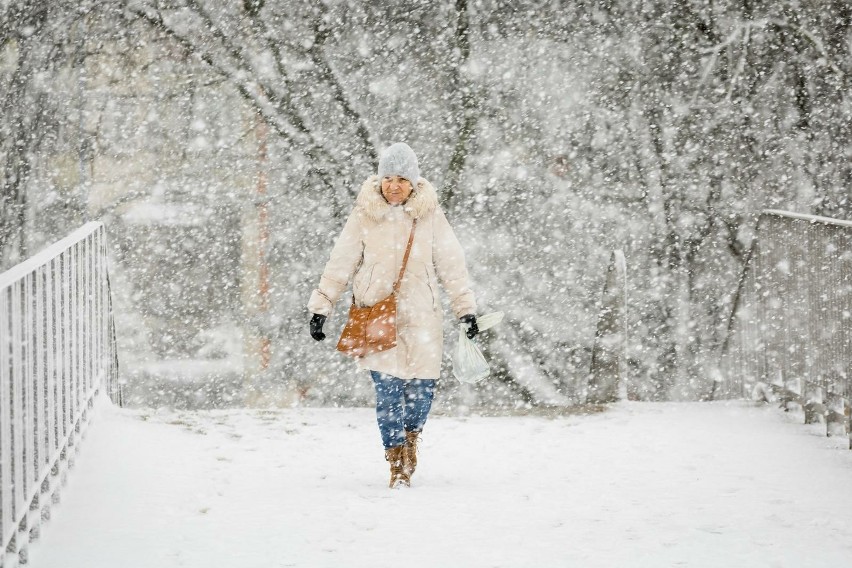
[27,399,852,568]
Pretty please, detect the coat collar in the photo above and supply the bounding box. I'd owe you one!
[356,174,439,222]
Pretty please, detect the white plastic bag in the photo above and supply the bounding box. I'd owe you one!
[452,311,504,384]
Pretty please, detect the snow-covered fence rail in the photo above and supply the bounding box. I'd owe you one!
[718,210,852,447]
[0,222,120,567]
[587,250,627,404]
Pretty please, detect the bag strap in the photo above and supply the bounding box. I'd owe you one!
[392,219,418,295]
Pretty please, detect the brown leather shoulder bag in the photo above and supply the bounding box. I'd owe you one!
[337,219,417,358]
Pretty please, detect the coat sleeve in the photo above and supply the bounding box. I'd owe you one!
[432,206,476,318]
[307,210,364,317]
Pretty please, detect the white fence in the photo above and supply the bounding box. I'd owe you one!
[0,222,119,567]
[718,210,852,447]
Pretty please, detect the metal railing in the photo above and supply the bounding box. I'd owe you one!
[0,222,119,567]
[718,210,852,447]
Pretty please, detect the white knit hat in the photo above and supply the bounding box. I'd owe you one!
[377,142,420,188]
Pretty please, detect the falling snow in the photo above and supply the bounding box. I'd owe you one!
[3,2,852,566]
[3,1,850,407]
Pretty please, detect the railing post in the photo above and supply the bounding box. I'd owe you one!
[587,250,627,404]
[11,282,26,564]
[0,288,10,564]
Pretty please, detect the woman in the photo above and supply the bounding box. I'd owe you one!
[307,142,479,488]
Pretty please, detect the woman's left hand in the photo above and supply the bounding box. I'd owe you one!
[459,314,478,339]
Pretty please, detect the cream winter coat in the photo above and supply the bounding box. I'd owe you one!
[308,175,476,380]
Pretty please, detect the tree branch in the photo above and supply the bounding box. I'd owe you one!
[124,3,341,182]
[307,19,377,170]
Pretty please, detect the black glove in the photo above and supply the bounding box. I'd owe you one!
[310,313,327,341]
[460,314,478,339]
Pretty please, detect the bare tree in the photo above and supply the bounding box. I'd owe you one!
[0,1,98,268]
[122,0,380,217]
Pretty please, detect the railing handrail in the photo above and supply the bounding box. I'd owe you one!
[761,209,852,229]
[1,221,119,566]
[0,221,105,289]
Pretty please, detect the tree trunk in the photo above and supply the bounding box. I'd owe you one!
[442,0,478,215]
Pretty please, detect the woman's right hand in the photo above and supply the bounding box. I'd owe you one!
[310,314,327,341]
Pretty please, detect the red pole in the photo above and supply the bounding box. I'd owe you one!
[256,107,271,370]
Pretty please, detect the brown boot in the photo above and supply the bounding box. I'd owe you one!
[385,446,408,488]
[402,431,420,480]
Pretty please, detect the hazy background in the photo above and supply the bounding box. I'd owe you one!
[2,0,849,409]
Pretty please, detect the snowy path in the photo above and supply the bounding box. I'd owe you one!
[28,400,852,568]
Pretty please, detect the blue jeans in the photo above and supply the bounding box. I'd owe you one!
[370,371,436,449]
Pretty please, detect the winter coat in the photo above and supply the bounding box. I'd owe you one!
[308,175,476,380]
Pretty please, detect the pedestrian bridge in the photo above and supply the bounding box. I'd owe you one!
[1,213,851,567]
[18,399,852,568]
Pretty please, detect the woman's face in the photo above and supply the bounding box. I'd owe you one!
[381,176,413,205]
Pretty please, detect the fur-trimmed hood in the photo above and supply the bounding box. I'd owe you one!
[356,175,439,222]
